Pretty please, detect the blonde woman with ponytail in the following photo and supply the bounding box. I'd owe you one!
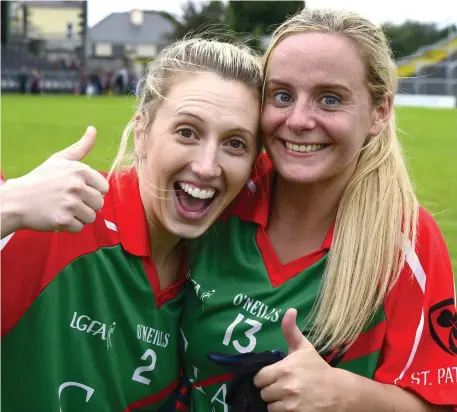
[1,38,263,411]
[180,8,456,412]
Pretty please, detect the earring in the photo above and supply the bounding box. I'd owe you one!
[247,179,256,193]
[135,151,147,159]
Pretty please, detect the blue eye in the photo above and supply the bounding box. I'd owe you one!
[273,92,293,105]
[320,95,340,106]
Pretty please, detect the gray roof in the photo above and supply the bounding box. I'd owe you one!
[89,11,175,45]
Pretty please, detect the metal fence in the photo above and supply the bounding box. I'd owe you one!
[398,60,457,97]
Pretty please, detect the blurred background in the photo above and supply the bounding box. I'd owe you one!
[2,0,457,96]
[1,0,456,274]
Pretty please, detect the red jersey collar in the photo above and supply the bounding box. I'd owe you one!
[234,153,334,250]
[110,168,151,257]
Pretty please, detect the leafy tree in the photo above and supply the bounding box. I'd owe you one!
[227,1,305,35]
[167,0,228,42]
[383,21,456,59]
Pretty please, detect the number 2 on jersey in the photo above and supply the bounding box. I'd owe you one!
[132,349,157,385]
[223,313,262,353]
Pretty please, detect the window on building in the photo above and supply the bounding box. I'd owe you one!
[112,44,125,57]
[67,23,73,39]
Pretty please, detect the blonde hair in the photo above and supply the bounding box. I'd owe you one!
[109,37,263,178]
[263,9,419,351]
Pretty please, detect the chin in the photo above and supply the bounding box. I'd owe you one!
[166,220,210,240]
[275,164,323,184]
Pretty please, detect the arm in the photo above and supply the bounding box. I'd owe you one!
[332,208,456,412]
[370,208,456,410]
[254,309,453,412]
[1,179,25,238]
[0,127,108,239]
[254,210,456,412]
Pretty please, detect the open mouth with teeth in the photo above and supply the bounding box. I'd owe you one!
[284,141,330,153]
[173,182,219,220]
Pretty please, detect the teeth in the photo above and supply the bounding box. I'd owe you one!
[179,182,215,199]
[285,142,326,153]
[285,142,325,153]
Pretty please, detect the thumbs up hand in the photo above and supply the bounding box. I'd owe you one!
[53,125,99,162]
[281,307,311,353]
[2,126,109,235]
[253,309,341,412]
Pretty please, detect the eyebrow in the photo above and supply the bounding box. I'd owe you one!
[316,82,353,94]
[175,110,256,139]
[230,128,257,139]
[174,110,205,123]
[267,78,353,94]
[266,78,290,88]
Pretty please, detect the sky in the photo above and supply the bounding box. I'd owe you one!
[88,0,457,28]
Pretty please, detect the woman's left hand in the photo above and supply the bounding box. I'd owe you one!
[253,308,345,412]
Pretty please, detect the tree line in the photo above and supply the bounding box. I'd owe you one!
[158,1,456,59]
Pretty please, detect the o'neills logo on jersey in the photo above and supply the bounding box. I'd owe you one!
[137,324,170,348]
[233,294,282,322]
[70,312,116,347]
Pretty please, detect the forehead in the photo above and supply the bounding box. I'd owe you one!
[267,32,366,90]
[164,72,259,120]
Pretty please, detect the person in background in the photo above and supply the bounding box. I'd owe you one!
[30,68,41,94]
[17,66,28,94]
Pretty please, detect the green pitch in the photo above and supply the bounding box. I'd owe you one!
[1,95,456,276]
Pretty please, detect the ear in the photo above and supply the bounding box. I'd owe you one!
[368,93,393,137]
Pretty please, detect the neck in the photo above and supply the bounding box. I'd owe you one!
[138,180,184,290]
[148,221,182,267]
[146,216,184,290]
[138,182,183,268]
[270,168,354,235]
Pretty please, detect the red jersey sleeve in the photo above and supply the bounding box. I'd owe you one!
[374,207,457,406]
[2,229,56,336]
[1,217,117,337]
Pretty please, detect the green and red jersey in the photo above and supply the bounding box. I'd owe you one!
[180,155,457,411]
[1,169,185,411]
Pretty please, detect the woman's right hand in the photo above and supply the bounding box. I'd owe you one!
[1,126,109,238]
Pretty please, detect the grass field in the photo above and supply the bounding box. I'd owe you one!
[2,95,456,276]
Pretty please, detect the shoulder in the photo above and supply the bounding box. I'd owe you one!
[409,206,453,284]
[0,170,130,336]
[415,207,450,256]
[388,206,454,305]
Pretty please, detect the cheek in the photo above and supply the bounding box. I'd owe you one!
[223,156,254,194]
[322,114,363,148]
[146,141,188,175]
[261,105,285,136]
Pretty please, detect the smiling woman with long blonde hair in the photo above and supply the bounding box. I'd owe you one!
[179,8,456,412]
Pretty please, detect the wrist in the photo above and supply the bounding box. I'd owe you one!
[1,178,26,236]
[330,367,361,412]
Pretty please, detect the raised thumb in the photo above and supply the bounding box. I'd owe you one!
[55,126,97,161]
[282,308,308,353]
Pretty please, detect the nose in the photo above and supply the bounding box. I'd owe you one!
[285,102,317,135]
[190,141,222,181]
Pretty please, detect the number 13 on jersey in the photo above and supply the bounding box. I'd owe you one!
[222,313,262,354]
